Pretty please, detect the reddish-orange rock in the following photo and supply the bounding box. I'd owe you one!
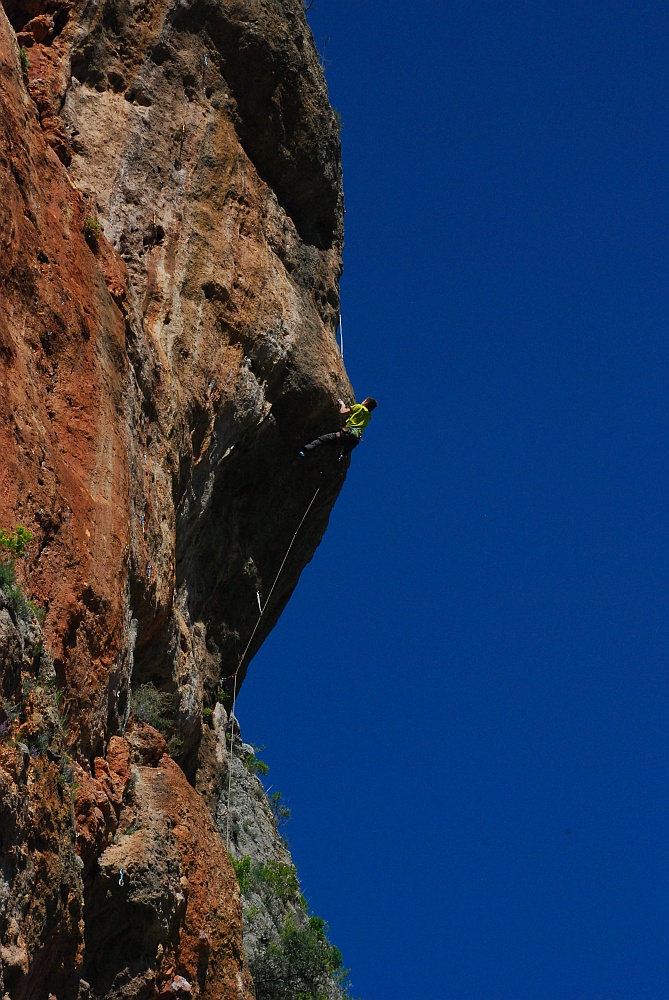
[86,754,253,999]
[1,0,348,994]
[106,734,132,788]
[128,721,169,766]
[0,6,133,760]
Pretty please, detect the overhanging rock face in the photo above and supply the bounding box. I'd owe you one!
[0,0,354,995]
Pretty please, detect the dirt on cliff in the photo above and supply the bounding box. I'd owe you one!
[0,0,351,996]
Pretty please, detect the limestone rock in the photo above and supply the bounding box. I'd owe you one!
[0,0,351,993]
[85,753,253,999]
[1,0,350,768]
[0,609,84,1000]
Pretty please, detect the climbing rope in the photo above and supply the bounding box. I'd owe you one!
[225,668,238,851]
[338,314,344,362]
[225,483,322,849]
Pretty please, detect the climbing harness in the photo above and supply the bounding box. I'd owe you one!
[224,483,322,849]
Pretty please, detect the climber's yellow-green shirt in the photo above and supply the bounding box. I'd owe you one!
[345,404,372,438]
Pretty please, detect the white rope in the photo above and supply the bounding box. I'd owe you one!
[225,668,238,851]
[224,484,321,851]
[236,486,321,673]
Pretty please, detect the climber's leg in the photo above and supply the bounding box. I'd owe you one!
[301,431,342,454]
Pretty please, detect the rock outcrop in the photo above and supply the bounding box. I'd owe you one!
[0,0,353,996]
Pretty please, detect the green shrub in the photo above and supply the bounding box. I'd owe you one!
[261,859,300,903]
[0,561,15,587]
[1,700,21,725]
[250,916,352,1000]
[83,217,102,248]
[202,706,214,728]
[232,856,300,904]
[131,683,174,730]
[27,599,45,621]
[130,683,182,757]
[2,582,31,621]
[0,527,35,622]
[31,728,50,756]
[19,47,29,74]
[231,854,252,893]
[0,527,33,558]
[269,790,291,828]
[57,753,76,789]
[246,744,270,776]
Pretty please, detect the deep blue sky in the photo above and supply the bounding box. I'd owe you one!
[239,4,669,998]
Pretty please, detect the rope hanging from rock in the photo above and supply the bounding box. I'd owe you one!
[338,314,344,362]
[226,669,239,851]
[225,483,322,849]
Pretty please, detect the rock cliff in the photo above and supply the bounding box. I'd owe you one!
[0,1,355,996]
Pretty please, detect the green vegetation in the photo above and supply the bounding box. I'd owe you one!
[262,859,300,903]
[83,216,102,249]
[0,527,33,558]
[333,108,344,132]
[231,854,252,892]
[230,778,356,999]
[202,706,214,728]
[0,526,37,622]
[246,743,270,776]
[250,916,353,1000]
[131,682,174,729]
[130,682,183,756]
[0,560,14,587]
[1,667,78,810]
[269,790,291,828]
[231,856,301,904]
[0,699,21,728]
[2,582,31,620]
[56,752,77,792]
[19,46,29,74]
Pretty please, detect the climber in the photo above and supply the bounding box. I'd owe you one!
[299,397,378,458]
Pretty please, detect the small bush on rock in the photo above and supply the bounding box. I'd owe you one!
[83,217,102,249]
[130,683,183,756]
[245,744,270,776]
[250,916,353,1000]
[269,790,291,828]
[0,526,35,622]
[231,856,300,905]
[0,527,33,558]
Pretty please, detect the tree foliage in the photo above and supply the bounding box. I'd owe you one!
[250,916,352,1000]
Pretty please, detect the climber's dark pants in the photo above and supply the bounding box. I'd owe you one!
[303,430,359,455]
